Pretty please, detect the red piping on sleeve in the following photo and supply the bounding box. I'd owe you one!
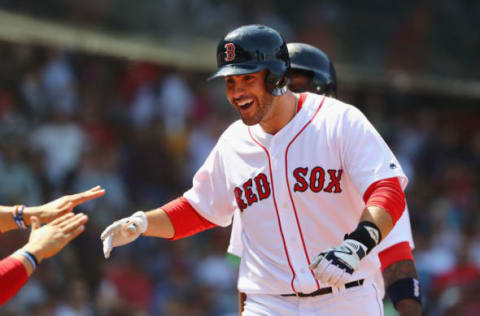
[0,256,29,306]
[363,177,405,224]
[378,241,414,271]
[162,197,216,240]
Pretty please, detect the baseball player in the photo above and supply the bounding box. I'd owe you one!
[228,43,422,315]
[102,25,409,315]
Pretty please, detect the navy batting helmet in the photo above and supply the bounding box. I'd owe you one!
[287,43,337,97]
[209,25,290,96]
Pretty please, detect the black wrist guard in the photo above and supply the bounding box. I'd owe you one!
[344,221,381,254]
[387,277,422,309]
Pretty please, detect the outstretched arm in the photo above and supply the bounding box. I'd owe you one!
[0,186,104,233]
[101,197,216,258]
[0,213,88,306]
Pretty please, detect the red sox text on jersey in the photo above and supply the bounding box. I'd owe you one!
[234,168,343,212]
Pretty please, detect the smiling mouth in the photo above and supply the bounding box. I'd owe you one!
[237,100,254,112]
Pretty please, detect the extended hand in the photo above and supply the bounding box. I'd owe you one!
[309,239,367,287]
[25,186,105,225]
[22,213,88,263]
[100,211,148,259]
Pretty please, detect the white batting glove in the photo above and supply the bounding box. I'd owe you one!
[309,239,367,288]
[100,211,148,259]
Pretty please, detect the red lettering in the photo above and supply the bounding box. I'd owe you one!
[243,179,258,206]
[293,167,309,192]
[324,169,343,193]
[234,187,247,211]
[254,173,270,200]
[310,167,325,192]
[224,43,236,62]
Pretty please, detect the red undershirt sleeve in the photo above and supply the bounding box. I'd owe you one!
[0,256,29,306]
[363,177,405,225]
[378,241,414,271]
[162,197,217,240]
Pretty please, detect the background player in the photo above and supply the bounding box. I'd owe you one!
[0,186,105,305]
[101,25,409,315]
[228,42,422,315]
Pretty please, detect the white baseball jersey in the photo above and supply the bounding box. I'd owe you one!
[184,93,408,295]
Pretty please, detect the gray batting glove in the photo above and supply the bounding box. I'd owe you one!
[100,211,148,259]
[309,239,367,288]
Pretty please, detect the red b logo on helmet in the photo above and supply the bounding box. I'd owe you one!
[224,43,236,62]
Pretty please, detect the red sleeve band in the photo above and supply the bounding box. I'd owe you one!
[0,256,29,306]
[378,241,414,271]
[162,197,216,241]
[363,177,405,224]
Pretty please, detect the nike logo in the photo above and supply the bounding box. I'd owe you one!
[335,248,353,255]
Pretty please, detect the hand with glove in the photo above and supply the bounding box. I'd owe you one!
[100,211,148,258]
[310,221,381,287]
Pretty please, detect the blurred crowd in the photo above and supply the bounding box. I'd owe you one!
[0,2,479,315]
[2,0,480,79]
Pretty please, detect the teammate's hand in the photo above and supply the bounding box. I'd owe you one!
[22,213,88,263]
[100,211,148,259]
[309,239,367,287]
[25,186,105,225]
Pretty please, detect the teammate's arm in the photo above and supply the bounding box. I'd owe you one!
[383,260,422,315]
[1,213,88,306]
[0,186,105,233]
[380,242,422,316]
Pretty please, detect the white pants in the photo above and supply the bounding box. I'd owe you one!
[243,280,383,316]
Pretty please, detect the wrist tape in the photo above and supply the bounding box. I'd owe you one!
[387,277,422,308]
[345,221,381,254]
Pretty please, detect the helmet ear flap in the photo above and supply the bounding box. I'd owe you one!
[265,71,289,96]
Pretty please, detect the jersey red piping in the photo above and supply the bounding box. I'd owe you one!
[296,93,308,113]
[248,128,297,293]
[285,95,325,290]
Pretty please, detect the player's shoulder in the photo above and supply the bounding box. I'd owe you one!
[303,93,362,122]
[217,119,249,144]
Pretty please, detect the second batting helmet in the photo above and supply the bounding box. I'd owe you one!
[209,25,290,96]
[287,43,337,96]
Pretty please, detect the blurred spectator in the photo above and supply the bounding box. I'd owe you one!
[0,138,41,206]
[42,49,78,115]
[54,278,94,316]
[29,109,86,190]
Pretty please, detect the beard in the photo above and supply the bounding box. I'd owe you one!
[238,93,274,126]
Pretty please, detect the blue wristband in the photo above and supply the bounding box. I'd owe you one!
[13,205,27,229]
[15,249,38,271]
[387,277,422,308]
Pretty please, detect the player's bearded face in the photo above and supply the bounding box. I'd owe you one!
[225,70,274,126]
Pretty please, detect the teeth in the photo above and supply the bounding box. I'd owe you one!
[238,100,253,106]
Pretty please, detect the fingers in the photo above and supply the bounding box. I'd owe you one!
[60,213,89,233]
[63,224,86,245]
[100,221,122,240]
[103,235,113,258]
[309,255,322,269]
[30,216,41,230]
[49,212,76,225]
[70,186,106,206]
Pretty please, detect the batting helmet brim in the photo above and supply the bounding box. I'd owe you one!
[208,62,268,81]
